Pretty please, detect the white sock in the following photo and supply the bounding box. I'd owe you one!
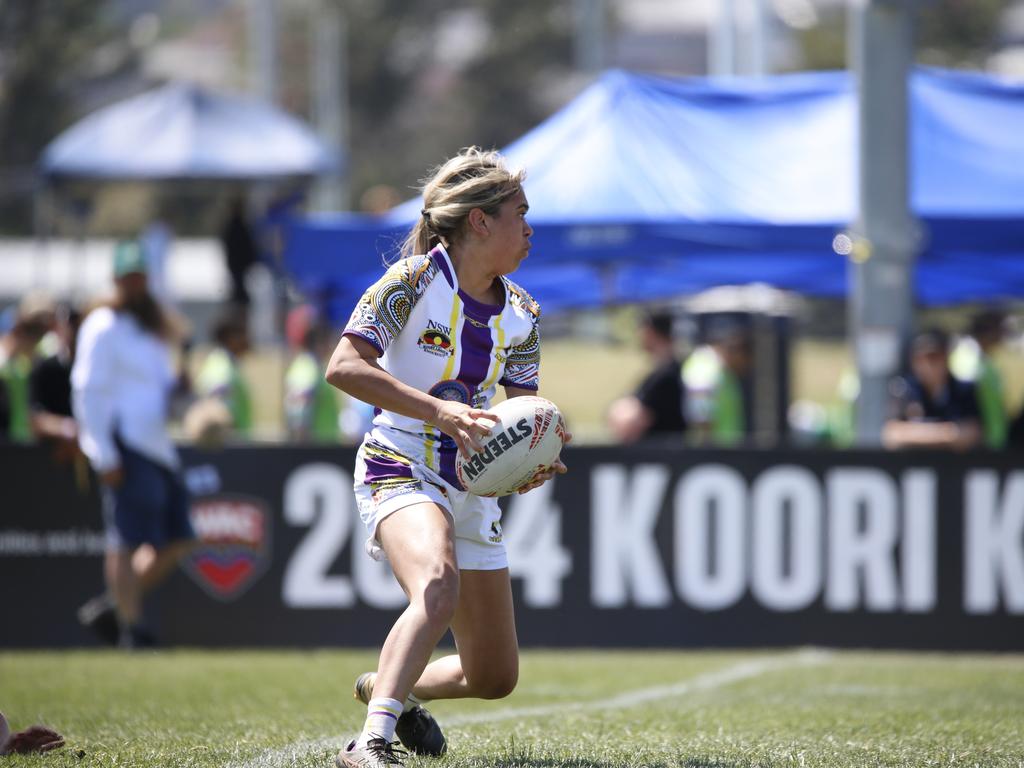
[357,697,402,747]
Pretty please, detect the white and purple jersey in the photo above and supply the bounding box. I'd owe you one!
[343,244,541,488]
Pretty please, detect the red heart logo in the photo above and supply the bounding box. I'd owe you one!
[195,558,253,595]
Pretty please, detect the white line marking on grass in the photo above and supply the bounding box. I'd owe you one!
[233,648,831,768]
[446,647,832,726]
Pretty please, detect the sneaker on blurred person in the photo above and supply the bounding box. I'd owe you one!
[76,593,119,646]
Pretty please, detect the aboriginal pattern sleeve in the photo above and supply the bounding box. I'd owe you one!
[343,258,427,355]
[500,321,541,391]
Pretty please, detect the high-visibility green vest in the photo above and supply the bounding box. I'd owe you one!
[682,346,745,445]
[197,348,253,435]
[285,352,340,442]
[0,353,33,442]
[951,339,1006,449]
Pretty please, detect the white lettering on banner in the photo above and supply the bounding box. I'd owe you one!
[751,466,822,611]
[825,469,899,612]
[353,541,406,609]
[674,465,746,610]
[902,470,936,612]
[591,465,672,607]
[0,529,106,556]
[269,459,982,615]
[503,481,572,607]
[965,471,1024,614]
[282,464,406,609]
[191,503,263,543]
[282,464,355,608]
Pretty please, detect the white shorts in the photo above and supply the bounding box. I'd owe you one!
[352,428,508,571]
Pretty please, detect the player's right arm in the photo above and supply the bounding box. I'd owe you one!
[325,334,494,454]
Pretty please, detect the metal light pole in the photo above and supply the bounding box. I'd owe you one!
[845,0,919,444]
[710,0,737,76]
[738,0,768,76]
[247,0,277,104]
[311,0,348,211]
[573,0,605,74]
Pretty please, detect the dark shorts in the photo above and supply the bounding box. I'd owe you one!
[101,444,194,550]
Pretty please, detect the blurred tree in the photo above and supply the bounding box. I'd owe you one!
[0,1,116,234]
[796,0,1005,72]
[338,0,575,209]
[917,0,1005,68]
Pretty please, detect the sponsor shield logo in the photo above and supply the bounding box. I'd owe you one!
[183,495,271,601]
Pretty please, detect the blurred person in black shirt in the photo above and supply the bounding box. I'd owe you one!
[220,195,259,307]
[607,310,686,443]
[883,328,982,451]
[30,305,83,453]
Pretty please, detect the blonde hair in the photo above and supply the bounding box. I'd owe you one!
[401,146,526,259]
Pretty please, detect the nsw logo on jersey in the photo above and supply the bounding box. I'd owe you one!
[418,320,453,357]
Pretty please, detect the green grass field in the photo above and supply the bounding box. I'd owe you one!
[2,649,1022,768]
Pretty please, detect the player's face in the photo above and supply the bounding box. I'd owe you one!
[485,189,532,274]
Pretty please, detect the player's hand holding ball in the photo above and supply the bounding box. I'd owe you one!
[455,396,569,497]
[515,425,571,494]
[432,399,499,455]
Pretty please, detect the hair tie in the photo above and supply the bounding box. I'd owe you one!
[421,209,430,220]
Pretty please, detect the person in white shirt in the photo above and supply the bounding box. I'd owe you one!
[71,241,195,649]
[326,148,569,768]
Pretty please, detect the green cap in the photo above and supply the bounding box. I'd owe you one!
[113,240,147,277]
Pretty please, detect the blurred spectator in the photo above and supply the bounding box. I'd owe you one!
[220,195,259,307]
[196,310,253,437]
[607,310,686,443]
[682,318,752,446]
[29,304,83,461]
[71,240,195,648]
[882,328,981,451]
[0,712,64,755]
[284,304,339,442]
[0,292,56,442]
[826,365,860,447]
[950,310,1009,449]
[182,395,234,449]
[140,217,175,308]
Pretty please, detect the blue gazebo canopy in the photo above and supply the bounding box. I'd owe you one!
[41,81,337,181]
[284,66,1024,316]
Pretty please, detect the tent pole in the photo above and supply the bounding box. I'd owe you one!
[847,0,919,445]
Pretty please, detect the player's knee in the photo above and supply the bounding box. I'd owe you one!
[470,657,518,700]
[475,667,518,700]
[420,570,459,626]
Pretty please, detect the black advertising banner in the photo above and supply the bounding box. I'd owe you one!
[1,443,1021,649]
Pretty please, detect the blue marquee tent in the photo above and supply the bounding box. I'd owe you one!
[42,82,337,180]
[282,67,1024,318]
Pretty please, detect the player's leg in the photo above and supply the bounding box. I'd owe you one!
[140,464,196,592]
[373,501,460,703]
[340,500,458,768]
[104,546,141,629]
[351,567,515,759]
[134,540,193,592]
[410,566,518,700]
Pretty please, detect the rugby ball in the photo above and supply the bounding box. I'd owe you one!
[456,396,565,497]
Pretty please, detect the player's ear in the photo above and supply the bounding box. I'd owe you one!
[467,207,489,237]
